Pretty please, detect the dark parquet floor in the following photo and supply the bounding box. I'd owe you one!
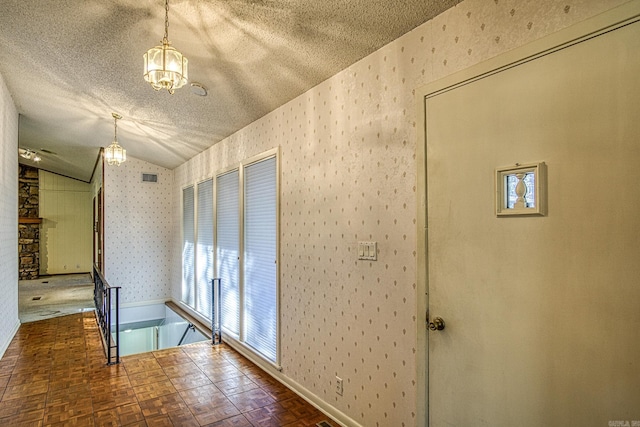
[0,313,338,427]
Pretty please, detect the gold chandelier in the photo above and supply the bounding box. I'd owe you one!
[143,0,188,94]
[104,113,127,166]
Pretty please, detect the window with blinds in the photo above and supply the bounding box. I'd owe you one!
[196,179,214,319]
[180,150,279,365]
[243,156,277,362]
[182,186,195,307]
[216,170,240,336]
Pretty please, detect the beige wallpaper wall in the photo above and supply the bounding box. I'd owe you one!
[0,72,19,358]
[104,156,173,304]
[39,171,92,275]
[172,0,627,425]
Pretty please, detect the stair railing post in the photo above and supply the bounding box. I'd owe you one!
[212,278,222,345]
[114,286,120,364]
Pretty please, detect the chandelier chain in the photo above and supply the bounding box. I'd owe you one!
[111,113,121,140]
[164,0,170,43]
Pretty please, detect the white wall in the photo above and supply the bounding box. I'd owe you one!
[104,156,173,304]
[39,170,92,274]
[0,72,19,357]
[171,0,627,425]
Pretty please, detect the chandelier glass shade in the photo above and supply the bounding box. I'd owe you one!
[143,0,188,94]
[104,113,126,166]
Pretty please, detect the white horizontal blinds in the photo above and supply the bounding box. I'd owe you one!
[243,156,277,362]
[182,186,195,308]
[196,179,214,320]
[216,170,240,336]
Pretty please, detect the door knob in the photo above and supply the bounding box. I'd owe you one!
[428,317,445,331]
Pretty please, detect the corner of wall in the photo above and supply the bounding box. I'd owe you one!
[0,71,20,355]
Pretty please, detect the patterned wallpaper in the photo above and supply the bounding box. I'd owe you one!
[0,72,19,357]
[171,0,626,425]
[104,156,173,304]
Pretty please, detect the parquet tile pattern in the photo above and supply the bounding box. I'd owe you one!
[0,313,338,427]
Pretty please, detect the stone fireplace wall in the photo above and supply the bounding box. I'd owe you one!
[19,164,39,279]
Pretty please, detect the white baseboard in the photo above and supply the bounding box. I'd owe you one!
[277,371,363,427]
[220,333,363,427]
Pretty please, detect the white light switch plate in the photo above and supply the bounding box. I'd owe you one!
[358,241,377,261]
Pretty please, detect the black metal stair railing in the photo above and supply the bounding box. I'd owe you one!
[93,264,121,365]
[212,278,222,345]
[177,323,196,346]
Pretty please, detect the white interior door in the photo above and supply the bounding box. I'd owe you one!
[424,11,640,426]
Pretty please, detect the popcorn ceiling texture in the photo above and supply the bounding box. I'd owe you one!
[0,0,464,182]
[104,156,173,304]
[168,0,627,425]
[0,72,19,357]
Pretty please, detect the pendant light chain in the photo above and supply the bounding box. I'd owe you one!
[112,112,122,140]
[163,0,170,44]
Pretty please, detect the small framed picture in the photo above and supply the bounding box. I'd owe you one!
[495,162,546,216]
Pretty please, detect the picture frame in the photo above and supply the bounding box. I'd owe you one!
[495,162,546,216]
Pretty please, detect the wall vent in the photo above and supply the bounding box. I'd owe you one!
[142,173,158,183]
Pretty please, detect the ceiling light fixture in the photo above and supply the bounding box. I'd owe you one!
[19,149,32,160]
[19,148,41,162]
[143,0,188,94]
[104,113,127,166]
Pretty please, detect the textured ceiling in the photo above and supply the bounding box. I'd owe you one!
[1,0,461,182]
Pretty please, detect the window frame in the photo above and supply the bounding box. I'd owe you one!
[240,150,280,365]
[180,148,280,368]
[195,177,214,319]
[181,185,195,308]
[214,167,241,339]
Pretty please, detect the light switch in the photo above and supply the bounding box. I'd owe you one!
[369,242,377,260]
[358,241,377,261]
